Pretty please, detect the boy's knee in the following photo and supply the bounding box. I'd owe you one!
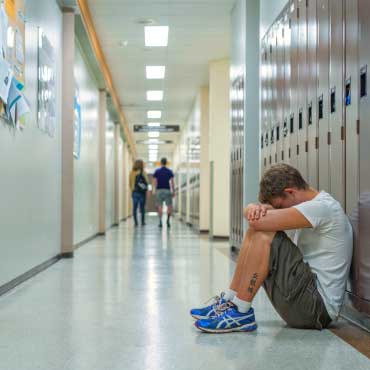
[251,230,275,245]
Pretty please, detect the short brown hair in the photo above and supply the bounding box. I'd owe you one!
[259,164,309,204]
[133,159,144,172]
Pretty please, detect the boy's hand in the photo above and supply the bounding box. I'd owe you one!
[244,203,272,221]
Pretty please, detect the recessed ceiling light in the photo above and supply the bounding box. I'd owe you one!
[148,139,159,143]
[147,91,163,101]
[149,145,159,150]
[145,26,169,47]
[146,66,166,79]
[148,122,161,127]
[148,131,160,138]
[147,110,162,119]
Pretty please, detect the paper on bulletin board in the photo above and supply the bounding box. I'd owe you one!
[4,0,15,22]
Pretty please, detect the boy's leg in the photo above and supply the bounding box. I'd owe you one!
[140,195,146,225]
[132,194,139,226]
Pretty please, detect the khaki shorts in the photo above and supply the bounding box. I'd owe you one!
[155,189,173,207]
[263,231,332,330]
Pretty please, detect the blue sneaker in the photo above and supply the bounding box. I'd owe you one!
[190,293,227,320]
[195,303,257,333]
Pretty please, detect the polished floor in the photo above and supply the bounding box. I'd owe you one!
[0,216,369,370]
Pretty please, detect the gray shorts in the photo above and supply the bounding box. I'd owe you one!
[263,231,332,330]
[155,189,172,207]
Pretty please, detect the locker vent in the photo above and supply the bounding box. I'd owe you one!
[318,95,323,119]
[308,103,313,125]
[276,125,280,141]
[360,65,367,98]
[330,88,336,113]
[299,109,303,130]
[290,115,294,133]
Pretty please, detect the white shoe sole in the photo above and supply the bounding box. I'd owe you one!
[195,321,257,333]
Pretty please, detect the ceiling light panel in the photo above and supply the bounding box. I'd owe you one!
[147,111,162,119]
[146,91,163,101]
[149,145,159,150]
[145,26,169,47]
[146,66,166,79]
[148,131,160,138]
[148,122,161,127]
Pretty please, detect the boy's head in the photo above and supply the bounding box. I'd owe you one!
[259,164,309,209]
[161,157,167,166]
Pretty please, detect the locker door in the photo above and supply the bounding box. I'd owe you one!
[266,32,273,170]
[283,11,292,165]
[307,0,319,189]
[357,0,370,308]
[329,0,345,207]
[261,43,268,175]
[289,0,299,169]
[276,19,285,164]
[345,0,359,216]
[297,0,308,179]
[270,31,278,166]
[317,0,330,192]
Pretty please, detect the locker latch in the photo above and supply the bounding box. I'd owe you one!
[276,125,280,141]
[283,120,288,137]
[360,65,367,98]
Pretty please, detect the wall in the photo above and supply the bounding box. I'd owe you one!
[105,114,115,228]
[0,0,63,286]
[73,42,100,244]
[118,137,124,220]
[209,59,231,237]
[260,0,289,39]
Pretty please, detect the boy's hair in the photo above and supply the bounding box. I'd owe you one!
[259,164,309,204]
[161,157,167,166]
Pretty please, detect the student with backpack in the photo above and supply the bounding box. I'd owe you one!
[129,159,149,227]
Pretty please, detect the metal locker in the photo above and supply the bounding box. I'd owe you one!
[289,0,299,169]
[276,19,285,164]
[266,33,273,171]
[349,0,370,321]
[283,10,291,165]
[345,0,359,216]
[317,0,330,193]
[269,30,277,167]
[260,43,267,175]
[297,0,308,179]
[306,0,319,189]
[329,0,345,207]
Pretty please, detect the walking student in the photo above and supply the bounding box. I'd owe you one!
[191,164,353,333]
[153,158,175,228]
[129,159,149,227]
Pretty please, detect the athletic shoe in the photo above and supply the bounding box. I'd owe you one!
[167,220,171,228]
[190,292,227,320]
[194,303,257,333]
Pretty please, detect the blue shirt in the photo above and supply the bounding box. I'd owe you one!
[154,167,174,190]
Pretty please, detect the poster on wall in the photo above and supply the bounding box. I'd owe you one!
[37,28,56,137]
[73,85,82,159]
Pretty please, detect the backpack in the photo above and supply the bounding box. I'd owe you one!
[134,171,148,193]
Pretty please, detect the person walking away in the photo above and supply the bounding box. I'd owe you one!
[129,159,149,227]
[153,158,175,228]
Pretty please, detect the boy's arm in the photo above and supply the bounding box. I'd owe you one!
[247,208,313,232]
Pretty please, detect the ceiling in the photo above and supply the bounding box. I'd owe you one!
[71,0,236,163]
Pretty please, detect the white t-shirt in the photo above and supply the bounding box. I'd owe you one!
[293,191,353,320]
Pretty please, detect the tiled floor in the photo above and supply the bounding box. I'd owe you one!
[0,216,369,370]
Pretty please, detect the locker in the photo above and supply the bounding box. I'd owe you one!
[329,0,345,207]
[260,43,267,174]
[269,31,277,167]
[317,0,330,192]
[276,19,285,164]
[345,0,359,216]
[355,0,370,313]
[297,0,308,179]
[289,0,299,169]
[283,11,291,165]
[266,33,273,171]
[307,0,319,189]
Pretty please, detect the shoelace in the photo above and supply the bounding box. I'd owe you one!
[215,301,234,316]
[203,292,225,307]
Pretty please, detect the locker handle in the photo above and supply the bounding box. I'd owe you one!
[308,103,313,125]
[318,95,323,120]
[283,120,288,137]
[299,109,303,130]
[330,87,336,113]
[360,65,367,98]
[345,78,351,106]
[290,115,294,133]
[276,125,280,141]
[261,135,264,149]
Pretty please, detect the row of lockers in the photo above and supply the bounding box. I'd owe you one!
[260,0,360,216]
[260,0,370,318]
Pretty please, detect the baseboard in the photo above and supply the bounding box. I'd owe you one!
[0,255,61,297]
[74,233,100,250]
[210,235,229,241]
[61,252,74,258]
[199,229,209,234]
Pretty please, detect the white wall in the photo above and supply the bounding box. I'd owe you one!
[209,59,231,237]
[105,114,115,228]
[260,0,288,39]
[73,42,100,244]
[0,0,63,286]
[118,137,124,220]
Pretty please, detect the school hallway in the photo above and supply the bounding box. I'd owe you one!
[0,216,368,370]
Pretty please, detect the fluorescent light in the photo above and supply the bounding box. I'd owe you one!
[149,145,159,150]
[147,111,162,119]
[148,122,161,127]
[145,26,169,47]
[146,66,166,79]
[148,139,159,143]
[148,131,160,138]
[147,91,163,101]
